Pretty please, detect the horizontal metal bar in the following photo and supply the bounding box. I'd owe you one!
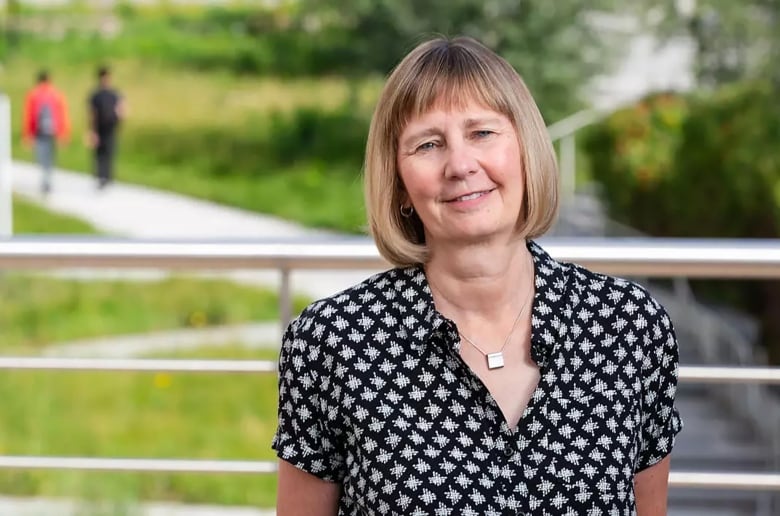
[0,357,277,373]
[0,456,777,491]
[669,472,780,491]
[1,237,780,278]
[0,238,384,271]
[679,366,780,384]
[0,358,777,385]
[0,456,277,474]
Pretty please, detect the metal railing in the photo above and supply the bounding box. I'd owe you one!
[0,237,779,493]
[547,99,638,198]
[4,236,780,327]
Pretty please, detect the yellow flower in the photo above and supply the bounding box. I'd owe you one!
[154,373,172,389]
[189,310,207,328]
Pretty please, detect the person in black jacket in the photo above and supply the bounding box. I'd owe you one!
[87,65,123,189]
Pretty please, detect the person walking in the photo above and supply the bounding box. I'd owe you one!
[87,65,123,189]
[22,70,71,195]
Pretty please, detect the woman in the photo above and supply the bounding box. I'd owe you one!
[273,36,682,516]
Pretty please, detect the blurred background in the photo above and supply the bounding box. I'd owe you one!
[0,0,778,514]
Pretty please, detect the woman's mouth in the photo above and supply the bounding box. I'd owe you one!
[447,189,494,202]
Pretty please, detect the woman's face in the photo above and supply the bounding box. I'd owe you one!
[397,100,524,248]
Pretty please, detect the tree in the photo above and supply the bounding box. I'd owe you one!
[299,0,628,121]
[635,0,780,87]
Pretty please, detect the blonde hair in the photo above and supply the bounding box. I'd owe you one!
[364,36,559,267]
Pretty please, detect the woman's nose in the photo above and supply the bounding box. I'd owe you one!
[443,141,478,179]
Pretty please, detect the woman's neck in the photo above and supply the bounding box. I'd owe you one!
[424,238,533,316]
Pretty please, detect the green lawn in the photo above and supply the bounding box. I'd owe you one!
[12,195,99,234]
[0,345,279,509]
[0,274,308,353]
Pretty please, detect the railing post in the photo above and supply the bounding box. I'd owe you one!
[0,94,12,237]
[279,267,292,334]
[559,133,576,200]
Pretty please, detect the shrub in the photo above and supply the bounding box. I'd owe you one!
[584,91,690,235]
[584,83,780,363]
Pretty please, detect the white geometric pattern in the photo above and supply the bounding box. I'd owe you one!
[273,240,683,515]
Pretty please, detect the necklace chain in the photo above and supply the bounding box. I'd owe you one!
[457,286,532,361]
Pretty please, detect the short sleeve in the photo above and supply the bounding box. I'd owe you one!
[635,298,684,472]
[271,311,345,482]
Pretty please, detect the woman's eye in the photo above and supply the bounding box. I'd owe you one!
[473,130,494,138]
[415,141,437,152]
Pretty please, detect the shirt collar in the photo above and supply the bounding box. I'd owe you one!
[398,240,571,369]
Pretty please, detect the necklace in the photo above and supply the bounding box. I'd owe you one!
[458,287,533,370]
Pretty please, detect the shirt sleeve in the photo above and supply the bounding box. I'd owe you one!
[272,309,345,482]
[635,297,684,472]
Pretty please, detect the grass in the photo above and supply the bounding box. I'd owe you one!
[3,56,379,233]
[13,195,99,234]
[0,344,280,509]
[0,274,308,353]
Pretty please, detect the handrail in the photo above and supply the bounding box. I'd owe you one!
[0,357,278,373]
[0,456,276,474]
[2,237,780,278]
[669,472,780,491]
[0,456,776,491]
[0,358,778,384]
[547,105,616,142]
[546,98,638,143]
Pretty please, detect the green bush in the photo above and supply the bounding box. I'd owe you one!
[583,91,690,235]
[584,83,780,363]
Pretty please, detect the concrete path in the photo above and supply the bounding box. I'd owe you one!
[12,161,383,301]
[41,322,282,358]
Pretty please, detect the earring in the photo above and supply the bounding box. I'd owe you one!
[400,204,414,218]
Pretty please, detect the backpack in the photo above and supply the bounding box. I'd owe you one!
[36,100,56,137]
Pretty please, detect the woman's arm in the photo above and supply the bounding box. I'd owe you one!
[277,459,340,516]
[634,454,671,516]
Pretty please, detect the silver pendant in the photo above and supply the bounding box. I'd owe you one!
[487,352,505,370]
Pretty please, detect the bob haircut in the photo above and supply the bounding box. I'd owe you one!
[364,36,559,267]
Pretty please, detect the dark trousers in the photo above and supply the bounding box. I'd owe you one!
[95,131,116,186]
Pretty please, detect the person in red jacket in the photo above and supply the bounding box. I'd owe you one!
[22,70,71,195]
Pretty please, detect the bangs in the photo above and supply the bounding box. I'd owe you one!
[389,43,513,139]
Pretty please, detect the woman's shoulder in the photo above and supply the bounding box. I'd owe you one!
[532,240,672,328]
[288,266,424,335]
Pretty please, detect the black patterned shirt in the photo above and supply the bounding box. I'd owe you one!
[272,240,683,515]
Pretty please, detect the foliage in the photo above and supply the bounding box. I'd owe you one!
[634,0,780,86]
[583,91,690,234]
[588,82,780,237]
[0,345,279,508]
[3,1,629,121]
[584,82,780,363]
[0,274,307,352]
[302,0,627,120]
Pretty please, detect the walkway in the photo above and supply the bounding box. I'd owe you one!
[11,160,382,301]
[42,322,281,358]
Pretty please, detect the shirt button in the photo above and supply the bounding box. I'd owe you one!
[503,447,514,457]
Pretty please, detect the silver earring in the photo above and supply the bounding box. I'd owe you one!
[400,204,414,218]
